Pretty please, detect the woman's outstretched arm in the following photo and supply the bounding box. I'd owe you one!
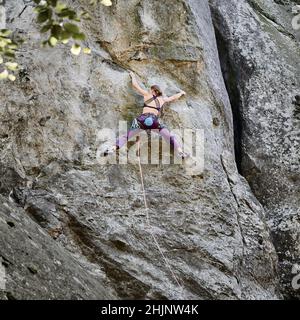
[163,90,186,103]
[129,71,148,96]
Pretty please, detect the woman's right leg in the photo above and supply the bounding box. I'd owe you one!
[159,127,189,158]
[159,128,182,150]
[116,128,142,149]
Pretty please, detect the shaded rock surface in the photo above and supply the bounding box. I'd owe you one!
[0,195,114,300]
[210,0,300,299]
[1,0,297,299]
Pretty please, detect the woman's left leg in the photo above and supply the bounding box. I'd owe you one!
[158,127,190,158]
[116,128,142,149]
[159,127,182,150]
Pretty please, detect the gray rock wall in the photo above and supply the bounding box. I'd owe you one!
[210,0,300,299]
[0,195,114,300]
[1,0,296,299]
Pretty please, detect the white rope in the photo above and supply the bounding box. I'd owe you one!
[136,137,183,290]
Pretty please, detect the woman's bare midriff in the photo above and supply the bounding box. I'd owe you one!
[142,107,159,115]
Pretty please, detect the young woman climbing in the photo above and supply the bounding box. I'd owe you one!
[103,71,189,159]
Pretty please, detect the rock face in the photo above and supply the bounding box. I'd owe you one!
[0,195,114,300]
[209,0,300,299]
[2,0,298,300]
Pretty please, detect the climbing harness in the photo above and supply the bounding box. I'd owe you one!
[136,137,183,291]
[130,113,167,131]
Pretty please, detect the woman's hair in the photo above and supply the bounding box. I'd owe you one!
[151,85,163,97]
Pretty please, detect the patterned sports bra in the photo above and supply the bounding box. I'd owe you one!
[143,95,163,112]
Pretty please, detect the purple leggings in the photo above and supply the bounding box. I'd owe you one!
[116,128,181,150]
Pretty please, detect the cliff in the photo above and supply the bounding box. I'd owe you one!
[0,0,298,300]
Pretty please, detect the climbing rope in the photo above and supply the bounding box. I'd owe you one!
[136,137,183,291]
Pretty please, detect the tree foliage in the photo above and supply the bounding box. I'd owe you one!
[0,0,112,81]
[0,29,23,81]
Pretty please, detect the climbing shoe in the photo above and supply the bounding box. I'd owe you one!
[177,151,190,159]
[103,146,118,157]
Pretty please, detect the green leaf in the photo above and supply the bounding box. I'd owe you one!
[49,36,58,47]
[40,23,52,33]
[60,30,71,41]
[0,69,8,79]
[0,55,3,64]
[0,29,12,37]
[83,47,91,54]
[56,10,70,18]
[67,12,77,20]
[71,43,81,55]
[8,44,18,50]
[33,0,42,4]
[51,24,63,38]
[41,40,48,47]
[37,10,50,23]
[55,2,67,13]
[80,11,91,20]
[5,62,18,71]
[4,51,16,58]
[49,0,58,6]
[64,22,80,34]
[34,4,48,13]
[72,32,86,41]
[57,8,77,20]
[101,0,113,6]
[0,40,7,48]
[8,74,16,82]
